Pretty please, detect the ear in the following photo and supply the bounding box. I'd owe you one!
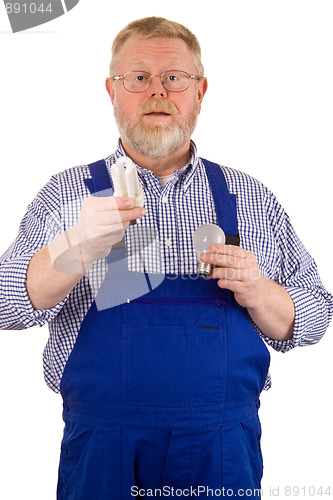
[105,78,115,104]
[197,77,208,110]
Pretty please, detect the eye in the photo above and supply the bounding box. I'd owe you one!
[128,72,150,86]
[135,72,149,79]
[135,74,147,82]
[166,74,179,82]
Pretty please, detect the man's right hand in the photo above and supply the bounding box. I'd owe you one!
[48,196,146,273]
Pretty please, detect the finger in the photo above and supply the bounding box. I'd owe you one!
[210,263,261,288]
[209,266,243,281]
[216,278,244,294]
[89,196,137,211]
[94,205,145,226]
[200,251,244,269]
[209,244,249,258]
[114,196,138,210]
[119,206,146,223]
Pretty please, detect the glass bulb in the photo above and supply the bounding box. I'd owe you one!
[192,223,225,277]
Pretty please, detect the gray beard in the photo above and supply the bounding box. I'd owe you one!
[113,101,199,158]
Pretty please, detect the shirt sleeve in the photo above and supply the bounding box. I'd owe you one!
[257,190,333,352]
[0,175,68,330]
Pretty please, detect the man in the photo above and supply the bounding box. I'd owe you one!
[0,16,332,499]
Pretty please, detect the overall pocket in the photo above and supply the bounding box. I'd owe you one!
[123,323,226,406]
[58,420,94,491]
[221,413,263,493]
[240,413,264,481]
[58,423,121,500]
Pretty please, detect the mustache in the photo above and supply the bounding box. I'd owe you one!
[138,99,179,115]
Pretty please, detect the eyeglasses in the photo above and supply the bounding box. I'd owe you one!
[111,70,201,93]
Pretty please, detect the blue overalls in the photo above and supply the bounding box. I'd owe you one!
[57,159,270,499]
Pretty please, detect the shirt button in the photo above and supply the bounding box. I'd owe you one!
[165,238,172,247]
[162,196,168,203]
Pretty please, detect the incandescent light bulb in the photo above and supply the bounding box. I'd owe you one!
[193,223,225,277]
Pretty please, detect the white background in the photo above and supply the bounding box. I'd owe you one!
[0,1,332,498]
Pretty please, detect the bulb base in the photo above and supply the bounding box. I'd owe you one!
[198,262,211,277]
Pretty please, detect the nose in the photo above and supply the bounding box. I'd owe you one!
[149,75,167,98]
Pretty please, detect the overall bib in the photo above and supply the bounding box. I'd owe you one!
[57,159,270,499]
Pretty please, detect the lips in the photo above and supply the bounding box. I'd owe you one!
[145,111,171,116]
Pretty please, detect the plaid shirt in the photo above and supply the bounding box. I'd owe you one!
[0,141,332,393]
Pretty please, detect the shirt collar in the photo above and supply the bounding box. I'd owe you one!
[114,139,128,160]
[113,139,200,191]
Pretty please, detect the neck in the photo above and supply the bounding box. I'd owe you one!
[120,139,192,177]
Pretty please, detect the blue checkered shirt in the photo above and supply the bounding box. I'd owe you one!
[0,141,332,393]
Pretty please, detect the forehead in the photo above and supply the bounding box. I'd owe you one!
[115,36,196,71]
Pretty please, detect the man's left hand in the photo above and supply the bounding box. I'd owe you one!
[200,245,264,309]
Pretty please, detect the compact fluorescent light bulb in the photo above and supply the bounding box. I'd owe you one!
[111,156,144,224]
[193,223,225,277]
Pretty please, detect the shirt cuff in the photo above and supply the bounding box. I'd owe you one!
[258,285,332,353]
[0,253,67,329]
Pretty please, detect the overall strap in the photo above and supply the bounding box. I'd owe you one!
[201,158,240,246]
[84,159,114,197]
